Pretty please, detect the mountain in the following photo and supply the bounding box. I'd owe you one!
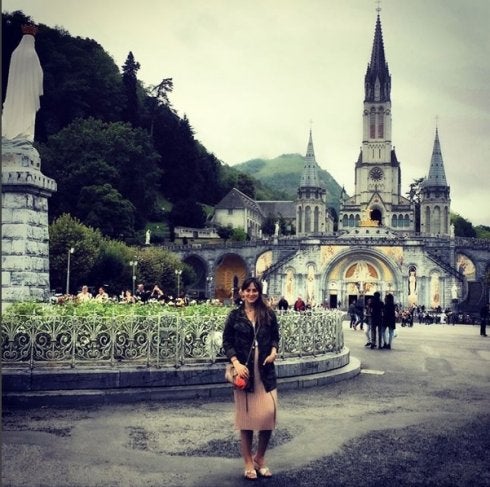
[235,154,345,211]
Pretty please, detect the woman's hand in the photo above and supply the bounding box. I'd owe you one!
[263,349,278,365]
[234,361,249,379]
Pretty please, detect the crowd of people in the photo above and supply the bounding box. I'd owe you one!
[50,283,190,306]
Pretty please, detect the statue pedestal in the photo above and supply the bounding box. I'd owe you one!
[1,141,57,307]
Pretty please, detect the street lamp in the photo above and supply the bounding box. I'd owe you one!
[175,269,182,297]
[65,247,75,295]
[129,259,138,295]
[206,276,213,299]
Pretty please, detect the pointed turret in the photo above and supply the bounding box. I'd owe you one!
[296,129,330,235]
[299,129,322,188]
[420,127,451,236]
[424,127,448,187]
[364,14,391,102]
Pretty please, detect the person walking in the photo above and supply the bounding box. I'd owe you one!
[355,297,365,330]
[370,292,384,349]
[222,277,280,480]
[480,303,489,337]
[383,293,397,349]
[349,301,357,329]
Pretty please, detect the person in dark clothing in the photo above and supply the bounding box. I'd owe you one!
[480,303,489,337]
[355,297,365,330]
[277,296,289,311]
[222,277,279,480]
[370,292,384,349]
[383,293,397,349]
[349,301,357,329]
[135,283,150,303]
[293,296,306,312]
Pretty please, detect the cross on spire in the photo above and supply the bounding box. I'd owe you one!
[376,0,382,14]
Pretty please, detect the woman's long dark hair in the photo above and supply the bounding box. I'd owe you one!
[240,276,271,326]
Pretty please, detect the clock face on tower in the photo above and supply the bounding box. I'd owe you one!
[369,167,383,181]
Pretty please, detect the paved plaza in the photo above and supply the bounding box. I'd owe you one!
[2,321,489,487]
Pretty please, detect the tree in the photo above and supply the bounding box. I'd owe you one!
[231,228,248,241]
[261,215,276,236]
[77,184,136,239]
[406,177,424,233]
[49,214,103,292]
[451,213,476,238]
[121,51,141,127]
[146,77,174,136]
[236,173,256,199]
[216,225,233,241]
[475,225,490,240]
[88,239,133,296]
[40,117,161,234]
[168,199,206,229]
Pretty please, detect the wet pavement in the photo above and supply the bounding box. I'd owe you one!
[2,321,489,487]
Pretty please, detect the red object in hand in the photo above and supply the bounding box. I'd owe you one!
[234,376,247,390]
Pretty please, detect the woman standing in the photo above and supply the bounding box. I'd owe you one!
[383,293,397,349]
[222,277,280,480]
[370,291,384,349]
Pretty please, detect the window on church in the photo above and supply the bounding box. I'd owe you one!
[378,109,384,138]
[342,215,348,227]
[404,215,410,227]
[370,111,376,138]
[392,215,397,227]
[349,215,355,227]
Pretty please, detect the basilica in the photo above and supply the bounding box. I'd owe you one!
[173,12,489,312]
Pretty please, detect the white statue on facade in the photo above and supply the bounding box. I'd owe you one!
[262,279,268,295]
[145,229,151,245]
[451,283,458,300]
[2,25,43,145]
[306,264,315,304]
[274,221,279,237]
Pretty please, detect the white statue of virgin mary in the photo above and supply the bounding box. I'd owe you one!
[2,25,43,143]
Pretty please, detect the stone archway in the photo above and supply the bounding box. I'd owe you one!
[323,249,402,308]
[182,254,207,299]
[214,254,248,302]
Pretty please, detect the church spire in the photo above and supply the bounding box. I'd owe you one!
[299,129,322,188]
[364,13,391,102]
[424,127,448,187]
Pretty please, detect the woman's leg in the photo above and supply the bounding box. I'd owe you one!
[365,323,371,344]
[387,328,393,347]
[378,326,385,348]
[371,323,377,348]
[254,430,272,467]
[240,430,255,469]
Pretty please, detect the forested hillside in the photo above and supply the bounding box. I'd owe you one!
[1,11,281,243]
[235,153,345,213]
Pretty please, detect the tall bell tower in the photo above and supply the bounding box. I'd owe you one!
[339,10,414,231]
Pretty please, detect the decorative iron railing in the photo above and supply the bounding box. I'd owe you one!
[1,310,344,369]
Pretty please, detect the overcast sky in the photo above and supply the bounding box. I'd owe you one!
[4,0,490,225]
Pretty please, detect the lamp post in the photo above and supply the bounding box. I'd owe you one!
[129,259,138,295]
[206,276,213,299]
[175,269,182,298]
[65,247,75,295]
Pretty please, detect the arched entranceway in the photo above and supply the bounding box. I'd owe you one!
[215,254,248,302]
[182,254,207,299]
[370,208,382,226]
[323,249,402,308]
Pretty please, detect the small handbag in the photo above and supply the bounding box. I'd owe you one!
[225,323,261,390]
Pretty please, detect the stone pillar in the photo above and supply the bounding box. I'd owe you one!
[2,144,57,307]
